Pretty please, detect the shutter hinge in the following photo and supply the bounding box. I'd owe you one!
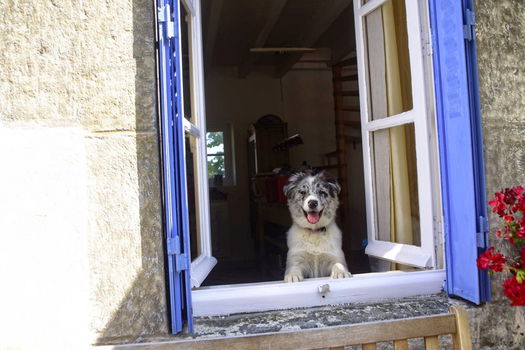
[158,4,175,39]
[167,237,180,255]
[476,215,489,248]
[463,9,476,41]
[167,237,189,271]
[175,253,189,271]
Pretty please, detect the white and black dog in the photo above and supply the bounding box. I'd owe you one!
[283,170,351,282]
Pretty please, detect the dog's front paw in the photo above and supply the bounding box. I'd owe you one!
[330,263,352,279]
[284,273,304,283]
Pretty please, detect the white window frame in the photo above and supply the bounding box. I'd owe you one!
[179,0,217,288]
[355,0,439,268]
[184,0,445,315]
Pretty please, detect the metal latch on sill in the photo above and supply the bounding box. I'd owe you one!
[167,237,189,271]
[318,284,330,298]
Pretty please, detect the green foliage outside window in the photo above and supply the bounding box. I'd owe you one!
[206,131,225,178]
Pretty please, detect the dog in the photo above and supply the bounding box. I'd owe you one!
[283,170,351,282]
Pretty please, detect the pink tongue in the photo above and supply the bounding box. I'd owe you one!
[307,211,320,224]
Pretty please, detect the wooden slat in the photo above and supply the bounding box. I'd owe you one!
[329,347,345,350]
[334,74,358,82]
[325,150,339,158]
[315,164,346,170]
[362,344,377,350]
[332,56,357,67]
[107,313,457,350]
[340,106,360,112]
[345,136,362,144]
[424,336,440,350]
[450,306,473,350]
[394,339,409,350]
[334,89,359,96]
[344,120,361,128]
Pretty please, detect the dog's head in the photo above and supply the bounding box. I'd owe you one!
[283,170,341,229]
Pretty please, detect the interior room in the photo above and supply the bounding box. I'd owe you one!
[183,0,420,285]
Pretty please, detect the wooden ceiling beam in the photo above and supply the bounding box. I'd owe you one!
[238,0,288,78]
[203,0,224,76]
[275,0,352,78]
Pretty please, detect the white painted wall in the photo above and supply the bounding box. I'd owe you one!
[282,68,336,169]
[0,127,91,350]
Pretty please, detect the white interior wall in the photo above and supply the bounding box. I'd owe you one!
[281,68,336,169]
[204,68,284,261]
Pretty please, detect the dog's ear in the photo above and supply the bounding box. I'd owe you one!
[283,172,306,199]
[322,172,341,197]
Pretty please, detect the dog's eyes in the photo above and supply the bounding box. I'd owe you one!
[319,191,328,197]
[299,190,306,196]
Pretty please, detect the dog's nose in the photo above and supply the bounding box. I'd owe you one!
[308,200,318,209]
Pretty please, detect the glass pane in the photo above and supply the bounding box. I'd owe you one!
[180,4,193,122]
[185,136,202,259]
[364,0,413,121]
[207,155,225,179]
[370,123,420,247]
[206,131,224,154]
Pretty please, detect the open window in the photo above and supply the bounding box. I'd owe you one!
[156,0,489,333]
[355,0,438,269]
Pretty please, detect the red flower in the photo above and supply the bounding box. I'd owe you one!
[480,186,525,305]
[477,250,492,270]
[477,247,506,272]
[502,276,525,306]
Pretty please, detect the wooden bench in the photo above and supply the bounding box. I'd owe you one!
[108,306,472,350]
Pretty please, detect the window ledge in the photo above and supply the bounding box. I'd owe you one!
[95,293,476,347]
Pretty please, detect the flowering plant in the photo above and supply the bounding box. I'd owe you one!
[477,186,525,306]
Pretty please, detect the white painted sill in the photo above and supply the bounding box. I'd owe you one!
[192,269,445,316]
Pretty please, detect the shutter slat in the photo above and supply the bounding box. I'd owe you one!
[429,0,490,303]
[157,0,194,334]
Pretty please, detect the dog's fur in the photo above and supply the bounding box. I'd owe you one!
[283,170,351,282]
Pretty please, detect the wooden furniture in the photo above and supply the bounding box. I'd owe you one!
[329,58,362,255]
[248,115,289,175]
[254,201,290,277]
[248,115,290,274]
[114,306,473,349]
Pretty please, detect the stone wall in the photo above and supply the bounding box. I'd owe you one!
[0,0,167,348]
[472,0,525,348]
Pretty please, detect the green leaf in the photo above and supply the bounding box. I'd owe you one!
[516,269,525,284]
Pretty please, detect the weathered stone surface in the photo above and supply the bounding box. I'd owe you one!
[87,132,167,341]
[475,0,525,349]
[1,0,165,343]
[0,0,157,132]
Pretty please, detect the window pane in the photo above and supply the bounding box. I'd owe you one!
[371,123,420,247]
[185,136,202,259]
[181,4,193,122]
[207,155,225,178]
[206,131,224,154]
[364,0,413,121]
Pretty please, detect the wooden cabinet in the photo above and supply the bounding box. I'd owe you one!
[248,115,289,175]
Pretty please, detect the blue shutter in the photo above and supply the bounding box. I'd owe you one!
[429,0,490,303]
[157,0,194,333]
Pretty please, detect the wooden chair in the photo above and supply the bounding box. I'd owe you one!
[108,306,472,350]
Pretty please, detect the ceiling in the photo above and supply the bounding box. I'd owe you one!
[201,0,356,77]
